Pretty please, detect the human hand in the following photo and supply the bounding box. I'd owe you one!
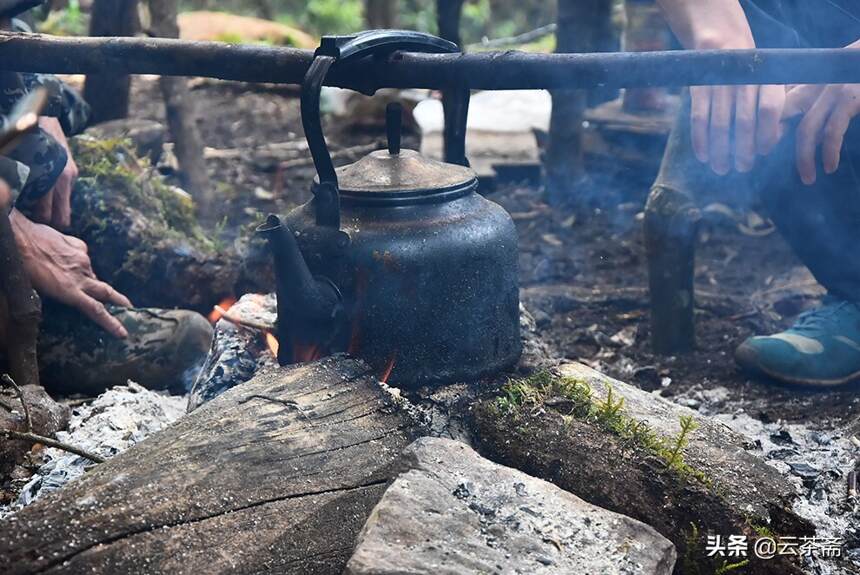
[783,42,860,185]
[10,209,132,338]
[34,116,77,229]
[689,38,785,175]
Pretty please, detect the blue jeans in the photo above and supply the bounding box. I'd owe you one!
[654,2,860,303]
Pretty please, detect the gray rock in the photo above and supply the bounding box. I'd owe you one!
[344,437,677,575]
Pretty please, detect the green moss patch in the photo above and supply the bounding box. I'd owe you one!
[497,370,711,486]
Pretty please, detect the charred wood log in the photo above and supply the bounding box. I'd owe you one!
[644,184,700,354]
[0,356,419,575]
[7,33,860,89]
[147,0,213,220]
[83,0,139,123]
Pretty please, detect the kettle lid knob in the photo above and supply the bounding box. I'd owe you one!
[386,102,402,156]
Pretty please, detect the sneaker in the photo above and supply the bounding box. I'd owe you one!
[38,302,213,395]
[735,298,860,387]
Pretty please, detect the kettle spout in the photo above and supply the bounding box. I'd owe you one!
[257,214,341,364]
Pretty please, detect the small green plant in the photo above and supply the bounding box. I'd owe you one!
[715,559,749,574]
[665,415,699,471]
[595,384,625,423]
[497,371,711,485]
[682,522,703,575]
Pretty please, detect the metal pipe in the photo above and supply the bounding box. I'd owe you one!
[3,32,860,90]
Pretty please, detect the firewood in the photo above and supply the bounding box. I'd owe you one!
[0,356,418,575]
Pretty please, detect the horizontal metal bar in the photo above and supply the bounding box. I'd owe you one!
[1,32,860,90]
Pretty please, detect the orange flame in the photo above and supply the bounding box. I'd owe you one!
[265,332,279,356]
[292,342,323,363]
[379,353,397,384]
[208,297,237,323]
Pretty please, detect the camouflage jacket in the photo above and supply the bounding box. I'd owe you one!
[0,69,90,212]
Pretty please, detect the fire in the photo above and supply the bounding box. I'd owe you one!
[292,342,323,363]
[379,353,397,384]
[265,332,279,356]
[208,297,237,323]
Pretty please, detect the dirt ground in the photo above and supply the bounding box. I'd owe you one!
[128,76,860,431]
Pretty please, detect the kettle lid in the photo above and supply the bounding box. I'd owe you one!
[317,102,476,204]
[333,148,476,196]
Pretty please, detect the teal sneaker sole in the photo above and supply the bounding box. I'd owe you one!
[735,344,860,388]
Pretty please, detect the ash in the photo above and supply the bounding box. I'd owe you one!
[676,384,860,575]
[1,383,185,518]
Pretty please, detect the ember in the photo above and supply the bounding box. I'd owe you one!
[208,297,237,324]
[378,353,396,384]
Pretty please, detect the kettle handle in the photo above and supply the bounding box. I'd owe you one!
[301,30,470,229]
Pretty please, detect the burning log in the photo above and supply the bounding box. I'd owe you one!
[472,363,813,575]
[0,356,419,575]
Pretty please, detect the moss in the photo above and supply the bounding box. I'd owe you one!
[497,370,711,486]
[71,136,216,254]
[715,559,750,574]
[682,522,704,575]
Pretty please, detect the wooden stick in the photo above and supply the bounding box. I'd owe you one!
[5,33,860,89]
[644,184,700,355]
[1,373,31,431]
[1,373,105,463]
[0,429,104,463]
[0,212,40,387]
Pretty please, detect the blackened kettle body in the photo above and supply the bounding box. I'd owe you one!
[259,30,521,387]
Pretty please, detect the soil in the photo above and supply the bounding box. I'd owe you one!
[126,75,860,430]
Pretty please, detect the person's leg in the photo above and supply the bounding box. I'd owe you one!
[756,122,860,301]
[735,121,860,386]
[37,301,213,395]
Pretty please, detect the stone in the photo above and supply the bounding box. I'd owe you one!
[345,436,677,575]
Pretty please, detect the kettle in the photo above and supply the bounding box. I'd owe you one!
[259,30,521,387]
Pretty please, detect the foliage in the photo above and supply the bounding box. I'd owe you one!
[179,0,558,46]
[497,370,711,486]
[38,0,88,36]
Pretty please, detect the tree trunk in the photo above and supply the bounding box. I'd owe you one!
[251,0,274,20]
[544,0,612,206]
[0,357,418,575]
[365,0,398,29]
[83,0,139,124]
[147,0,213,219]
